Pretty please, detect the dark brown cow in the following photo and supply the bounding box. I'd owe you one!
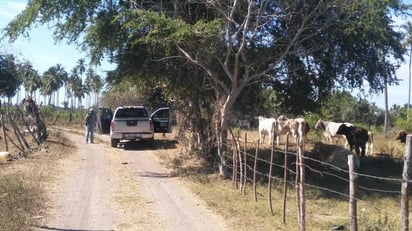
[336,124,369,158]
[394,130,410,143]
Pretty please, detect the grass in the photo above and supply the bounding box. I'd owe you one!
[0,115,408,230]
[179,173,403,231]
[156,127,410,231]
[0,172,45,231]
[0,126,75,231]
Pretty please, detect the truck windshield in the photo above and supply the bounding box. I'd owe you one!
[116,108,148,118]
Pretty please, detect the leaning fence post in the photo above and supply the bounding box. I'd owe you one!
[400,134,412,231]
[348,154,358,231]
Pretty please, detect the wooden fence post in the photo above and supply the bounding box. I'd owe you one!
[0,101,8,151]
[296,147,300,225]
[268,134,275,215]
[237,134,243,192]
[232,138,237,187]
[400,134,412,231]
[348,154,358,231]
[253,140,259,202]
[282,135,289,224]
[242,132,247,195]
[298,145,306,231]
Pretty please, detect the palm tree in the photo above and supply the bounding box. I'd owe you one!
[75,58,87,107]
[16,60,38,99]
[54,64,68,106]
[22,67,41,98]
[91,74,104,106]
[85,68,103,106]
[76,58,86,77]
[402,21,412,118]
[40,73,55,105]
[67,68,79,109]
[41,64,67,105]
[72,78,89,109]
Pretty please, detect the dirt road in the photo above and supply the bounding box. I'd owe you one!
[36,132,228,231]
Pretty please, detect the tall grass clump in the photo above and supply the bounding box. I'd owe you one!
[0,172,44,231]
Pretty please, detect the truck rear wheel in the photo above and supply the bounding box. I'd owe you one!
[146,137,154,147]
[110,139,119,147]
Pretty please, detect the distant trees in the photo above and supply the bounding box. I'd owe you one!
[0,54,104,108]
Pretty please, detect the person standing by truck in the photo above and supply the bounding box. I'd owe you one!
[85,108,98,143]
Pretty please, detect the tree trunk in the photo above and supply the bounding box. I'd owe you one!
[408,48,411,120]
[216,92,239,177]
[384,76,388,138]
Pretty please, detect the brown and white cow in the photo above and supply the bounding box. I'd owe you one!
[277,115,310,146]
[314,119,352,146]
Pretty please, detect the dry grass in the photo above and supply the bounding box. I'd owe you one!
[0,126,75,231]
[156,127,410,231]
[179,174,402,231]
[0,119,407,230]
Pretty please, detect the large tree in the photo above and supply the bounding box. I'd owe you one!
[0,54,20,104]
[3,0,409,176]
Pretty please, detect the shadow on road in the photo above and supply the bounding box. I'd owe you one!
[119,139,178,151]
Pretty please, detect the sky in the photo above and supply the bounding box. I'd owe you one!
[0,0,411,109]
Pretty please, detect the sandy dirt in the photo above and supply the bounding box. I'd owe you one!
[35,132,228,231]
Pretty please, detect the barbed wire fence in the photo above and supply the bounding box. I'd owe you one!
[225,130,412,231]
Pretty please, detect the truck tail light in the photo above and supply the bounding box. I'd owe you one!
[150,120,154,131]
[110,120,114,131]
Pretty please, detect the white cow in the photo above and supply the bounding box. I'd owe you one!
[258,116,277,145]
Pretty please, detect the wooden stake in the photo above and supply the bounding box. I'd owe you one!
[400,135,412,231]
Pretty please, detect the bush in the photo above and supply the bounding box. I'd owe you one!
[395,110,412,132]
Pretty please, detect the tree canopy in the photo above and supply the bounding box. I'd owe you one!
[3,1,408,110]
[3,0,411,175]
[0,54,20,99]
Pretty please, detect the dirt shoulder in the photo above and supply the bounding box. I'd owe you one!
[36,131,228,231]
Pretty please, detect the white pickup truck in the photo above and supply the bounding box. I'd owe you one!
[109,106,172,147]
